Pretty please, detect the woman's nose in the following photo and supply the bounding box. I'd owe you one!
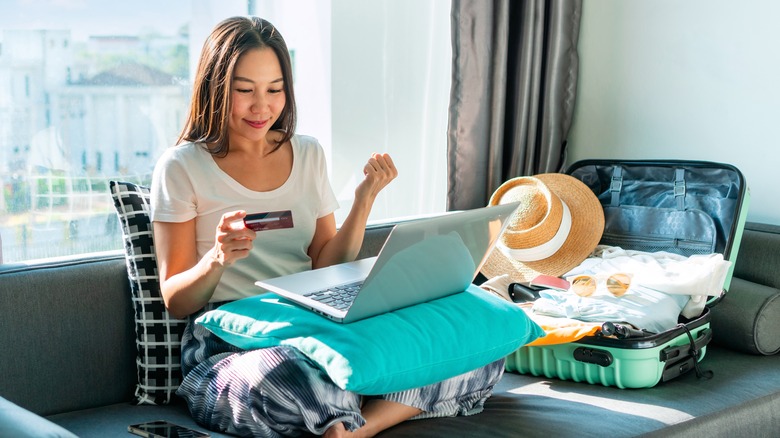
[250,94,266,112]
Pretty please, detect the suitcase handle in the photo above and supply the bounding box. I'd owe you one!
[660,326,714,382]
[659,326,712,362]
[662,355,697,382]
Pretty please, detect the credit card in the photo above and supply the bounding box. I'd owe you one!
[243,210,294,231]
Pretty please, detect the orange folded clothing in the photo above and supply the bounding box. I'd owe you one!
[521,308,602,346]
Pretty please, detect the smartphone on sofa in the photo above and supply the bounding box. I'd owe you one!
[128,420,210,438]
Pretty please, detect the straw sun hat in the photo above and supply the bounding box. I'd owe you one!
[481,174,605,283]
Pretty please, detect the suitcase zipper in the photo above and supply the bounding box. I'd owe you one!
[601,232,715,256]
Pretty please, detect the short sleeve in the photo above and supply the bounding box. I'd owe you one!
[150,146,198,223]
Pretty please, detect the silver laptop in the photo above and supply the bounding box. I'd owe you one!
[255,202,520,323]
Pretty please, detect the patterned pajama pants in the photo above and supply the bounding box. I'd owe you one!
[177,306,505,437]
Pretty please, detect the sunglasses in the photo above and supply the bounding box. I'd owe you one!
[565,273,633,297]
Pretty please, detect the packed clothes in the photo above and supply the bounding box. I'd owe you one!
[530,245,731,333]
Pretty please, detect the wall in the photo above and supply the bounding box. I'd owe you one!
[568,0,779,225]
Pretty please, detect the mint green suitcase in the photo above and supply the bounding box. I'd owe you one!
[505,160,750,388]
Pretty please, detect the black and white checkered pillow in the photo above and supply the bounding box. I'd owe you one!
[109,180,186,405]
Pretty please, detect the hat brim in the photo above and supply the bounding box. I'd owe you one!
[480,173,605,283]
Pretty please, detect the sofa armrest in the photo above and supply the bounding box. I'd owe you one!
[0,254,137,415]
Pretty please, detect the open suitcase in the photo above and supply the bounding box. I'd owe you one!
[505,160,750,388]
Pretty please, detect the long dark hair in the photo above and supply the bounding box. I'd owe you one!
[178,16,296,156]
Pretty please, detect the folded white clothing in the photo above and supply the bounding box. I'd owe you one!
[532,287,687,333]
[531,246,732,332]
[566,246,731,318]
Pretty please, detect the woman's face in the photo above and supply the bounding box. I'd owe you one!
[229,47,286,145]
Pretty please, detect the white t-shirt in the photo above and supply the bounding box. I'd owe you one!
[150,134,339,302]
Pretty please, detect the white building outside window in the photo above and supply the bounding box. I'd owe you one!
[0,0,451,263]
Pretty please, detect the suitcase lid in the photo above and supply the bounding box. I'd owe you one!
[565,159,749,296]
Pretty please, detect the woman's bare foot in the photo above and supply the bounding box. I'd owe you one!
[323,422,350,438]
[321,400,422,437]
[358,399,423,437]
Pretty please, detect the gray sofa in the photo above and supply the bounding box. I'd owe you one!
[1,221,780,437]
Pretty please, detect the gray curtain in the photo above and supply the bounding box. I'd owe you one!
[447,0,583,210]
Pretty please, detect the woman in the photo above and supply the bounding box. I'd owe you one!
[151,16,503,437]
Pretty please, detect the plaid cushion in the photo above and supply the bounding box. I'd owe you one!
[109,180,186,405]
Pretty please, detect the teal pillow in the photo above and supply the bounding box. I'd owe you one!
[196,284,544,395]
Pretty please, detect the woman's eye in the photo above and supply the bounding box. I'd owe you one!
[269,88,283,94]
[236,88,252,94]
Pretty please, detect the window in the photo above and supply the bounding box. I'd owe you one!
[0,0,451,263]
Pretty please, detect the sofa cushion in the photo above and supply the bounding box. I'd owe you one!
[196,285,544,395]
[43,347,780,437]
[109,181,187,405]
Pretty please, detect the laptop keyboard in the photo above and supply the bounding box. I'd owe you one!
[305,281,363,310]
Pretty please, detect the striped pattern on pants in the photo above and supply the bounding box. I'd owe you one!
[177,304,505,437]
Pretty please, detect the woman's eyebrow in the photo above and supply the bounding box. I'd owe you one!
[232,76,284,84]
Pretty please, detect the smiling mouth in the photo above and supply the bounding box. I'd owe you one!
[245,119,269,129]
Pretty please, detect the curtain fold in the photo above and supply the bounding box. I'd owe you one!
[447,0,582,210]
